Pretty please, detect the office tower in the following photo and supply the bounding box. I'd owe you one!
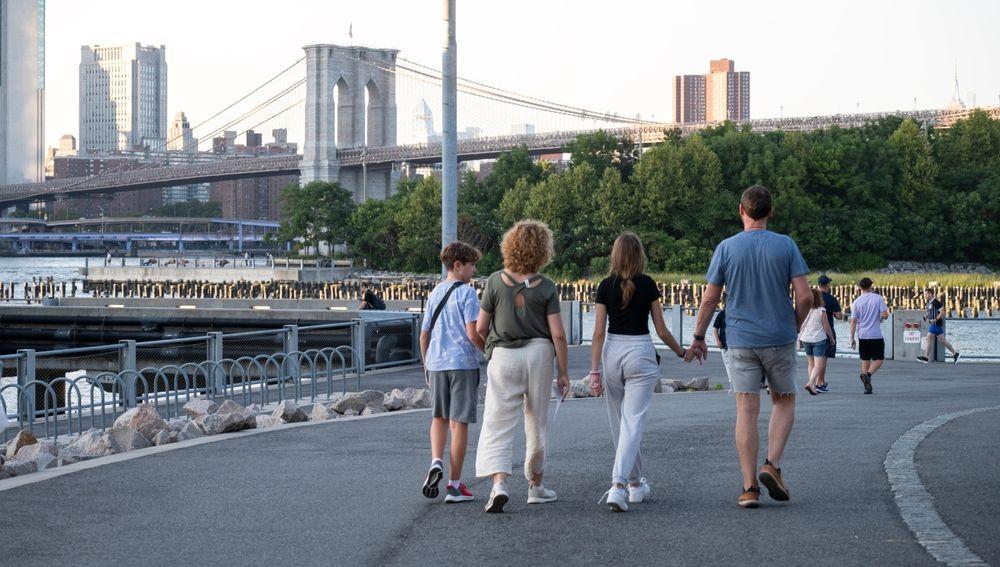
[0,0,46,184]
[167,111,197,152]
[79,43,167,152]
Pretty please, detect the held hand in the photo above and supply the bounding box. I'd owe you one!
[850,339,857,350]
[589,372,603,397]
[557,374,571,399]
[684,339,708,364]
[423,368,430,387]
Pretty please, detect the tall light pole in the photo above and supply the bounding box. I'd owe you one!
[441,0,458,261]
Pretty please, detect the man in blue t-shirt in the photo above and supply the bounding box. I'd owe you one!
[686,185,812,509]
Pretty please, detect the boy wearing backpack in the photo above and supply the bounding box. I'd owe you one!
[420,241,486,503]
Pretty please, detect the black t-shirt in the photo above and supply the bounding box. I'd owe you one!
[926,298,944,326]
[596,274,661,335]
[821,291,841,337]
[713,309,727,349]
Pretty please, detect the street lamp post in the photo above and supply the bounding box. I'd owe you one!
[441,0,458,274]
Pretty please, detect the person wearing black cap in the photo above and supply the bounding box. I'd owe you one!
[816,276,843,392]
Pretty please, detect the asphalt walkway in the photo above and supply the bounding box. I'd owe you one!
[2,347,997,566]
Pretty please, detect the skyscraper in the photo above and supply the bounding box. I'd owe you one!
[79,43,167,153]
[673,75,706,124]
[0,0,46,184]
[166,111,197,152]
[673,58,750,124]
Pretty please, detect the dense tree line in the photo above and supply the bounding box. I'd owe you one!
[279,111,1000,277]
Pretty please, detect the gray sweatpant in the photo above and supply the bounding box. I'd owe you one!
[602,333,660,486]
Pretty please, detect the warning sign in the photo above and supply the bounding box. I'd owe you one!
[903,330,921,344]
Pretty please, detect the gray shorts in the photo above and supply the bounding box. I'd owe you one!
[727,344,797,395]
[430,369,480,423]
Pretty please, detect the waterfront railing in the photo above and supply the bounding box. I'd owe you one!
[0,314,420,443]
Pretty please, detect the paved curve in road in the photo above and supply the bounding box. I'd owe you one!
[2,349,997,566]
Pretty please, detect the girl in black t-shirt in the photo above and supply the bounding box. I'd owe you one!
[591,232,685,512]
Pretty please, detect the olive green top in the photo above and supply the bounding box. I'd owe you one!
[480,270,561,359]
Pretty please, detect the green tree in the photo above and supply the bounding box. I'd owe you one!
[278,180,356,255]
[564,130,639,180]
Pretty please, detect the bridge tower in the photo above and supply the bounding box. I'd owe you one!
[300,44,399,201]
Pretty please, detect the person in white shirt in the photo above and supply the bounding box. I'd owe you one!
[798,289,836,395]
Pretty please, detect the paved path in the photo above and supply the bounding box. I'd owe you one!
[2,348,998,566]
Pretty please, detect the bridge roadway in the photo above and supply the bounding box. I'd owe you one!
[2,107,996,208]
[0,346,996,566]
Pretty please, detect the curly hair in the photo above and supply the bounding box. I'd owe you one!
[501,220,554,274]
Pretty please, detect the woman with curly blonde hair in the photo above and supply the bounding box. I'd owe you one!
[475,220,571,513]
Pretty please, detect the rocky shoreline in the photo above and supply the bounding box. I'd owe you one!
[0,377,715,482]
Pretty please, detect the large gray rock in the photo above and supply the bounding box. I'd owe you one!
[112,404,167,442]
[309,404,338,421]
[166,417,189,432]
[684,376,710,391]
[400,388,431,409]
[193,406,256,435]
[658,380,676,393]
[177,421,205,441]
[255,415,285,428]
[151,430,178,446]
[14,441,58,471]
[4,429,37,460]
[330,390,385,414]
[183,398,218,419]
[382,389,407,412]
[272,400,308,423]
[215,399,246,415]
[653,379,663,394]
[569,377,593,399]
[2,459,37,476]
[245,403,263,415]
[64,429,117,458]
[13,440,58,462]
[361,405,385,416]
[342,409,359,417]
[663,379,687,391]
[110,426,152,452]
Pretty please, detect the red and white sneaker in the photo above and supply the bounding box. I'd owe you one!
[444,483,474,503]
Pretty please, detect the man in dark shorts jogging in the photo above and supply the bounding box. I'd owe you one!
[916,288,960,364]
[849,278,888,394]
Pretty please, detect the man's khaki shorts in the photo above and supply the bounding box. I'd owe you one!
[727,344,797,395]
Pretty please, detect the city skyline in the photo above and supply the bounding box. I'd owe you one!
[37,0,1000,150]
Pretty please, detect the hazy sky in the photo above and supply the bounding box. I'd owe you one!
[43,0,1000,148]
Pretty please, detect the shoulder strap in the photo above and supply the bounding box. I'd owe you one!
[428,281,464,334]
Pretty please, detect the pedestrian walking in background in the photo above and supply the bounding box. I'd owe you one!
[589,233,685,512]
[917,288,960,364]
[815,275,843,391]
[849,278,889,394]
[798,289,836,395]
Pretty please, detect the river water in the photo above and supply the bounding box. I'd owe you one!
[0,256,997,360]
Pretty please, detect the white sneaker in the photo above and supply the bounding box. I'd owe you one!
[601,486,629,512]
[485,483,509,513]
[628,478,651,503]
[527,483,557,504]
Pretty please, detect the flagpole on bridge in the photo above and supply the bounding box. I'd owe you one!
[441,0,458,269]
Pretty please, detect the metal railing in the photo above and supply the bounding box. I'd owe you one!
[0,313,421,443]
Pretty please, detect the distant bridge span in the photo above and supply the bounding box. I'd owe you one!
[1,107,994,207]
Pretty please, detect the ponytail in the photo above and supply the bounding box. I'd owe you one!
[608,232,647,309]
[619,278,636,310]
